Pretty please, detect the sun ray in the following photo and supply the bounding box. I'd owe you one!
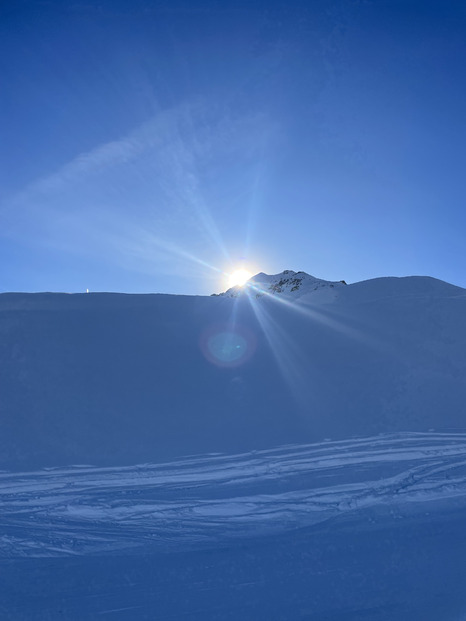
[244,280,366,342]
[245,294,311,409]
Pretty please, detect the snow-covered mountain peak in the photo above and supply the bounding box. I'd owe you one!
[216,270,347,299]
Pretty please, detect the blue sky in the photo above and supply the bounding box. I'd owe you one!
[1,0,466,294]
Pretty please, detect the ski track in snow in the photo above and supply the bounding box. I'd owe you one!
[2,431,466,558]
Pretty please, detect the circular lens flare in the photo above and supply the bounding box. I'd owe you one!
[228,269,252,288]
[208,332,247,364]
[200,324,257,368]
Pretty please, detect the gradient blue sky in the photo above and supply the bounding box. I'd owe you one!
[1,0,465,294]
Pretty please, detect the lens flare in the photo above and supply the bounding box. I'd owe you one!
[200,324,257,368]
[208,332,248,364]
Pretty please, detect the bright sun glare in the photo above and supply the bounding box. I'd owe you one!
[228,269,252,288]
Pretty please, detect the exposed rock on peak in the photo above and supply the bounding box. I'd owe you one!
[216,270,346,299]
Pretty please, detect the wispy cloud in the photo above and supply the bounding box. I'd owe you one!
[2,99,275,290]
[7,102,195,201]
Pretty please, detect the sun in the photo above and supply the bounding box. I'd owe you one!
[228,269,252,288]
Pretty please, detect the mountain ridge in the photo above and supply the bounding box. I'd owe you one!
[215,269,347,298]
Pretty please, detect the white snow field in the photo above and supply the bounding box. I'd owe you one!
[1,272,466,619]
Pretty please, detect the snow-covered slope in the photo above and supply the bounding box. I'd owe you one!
[2,273,466,620]
[0,273,465,471]
[217,269,346,298]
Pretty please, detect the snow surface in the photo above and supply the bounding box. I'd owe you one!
[1,272,466,619]
[1,273,465,471]
[2,431,466,558]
